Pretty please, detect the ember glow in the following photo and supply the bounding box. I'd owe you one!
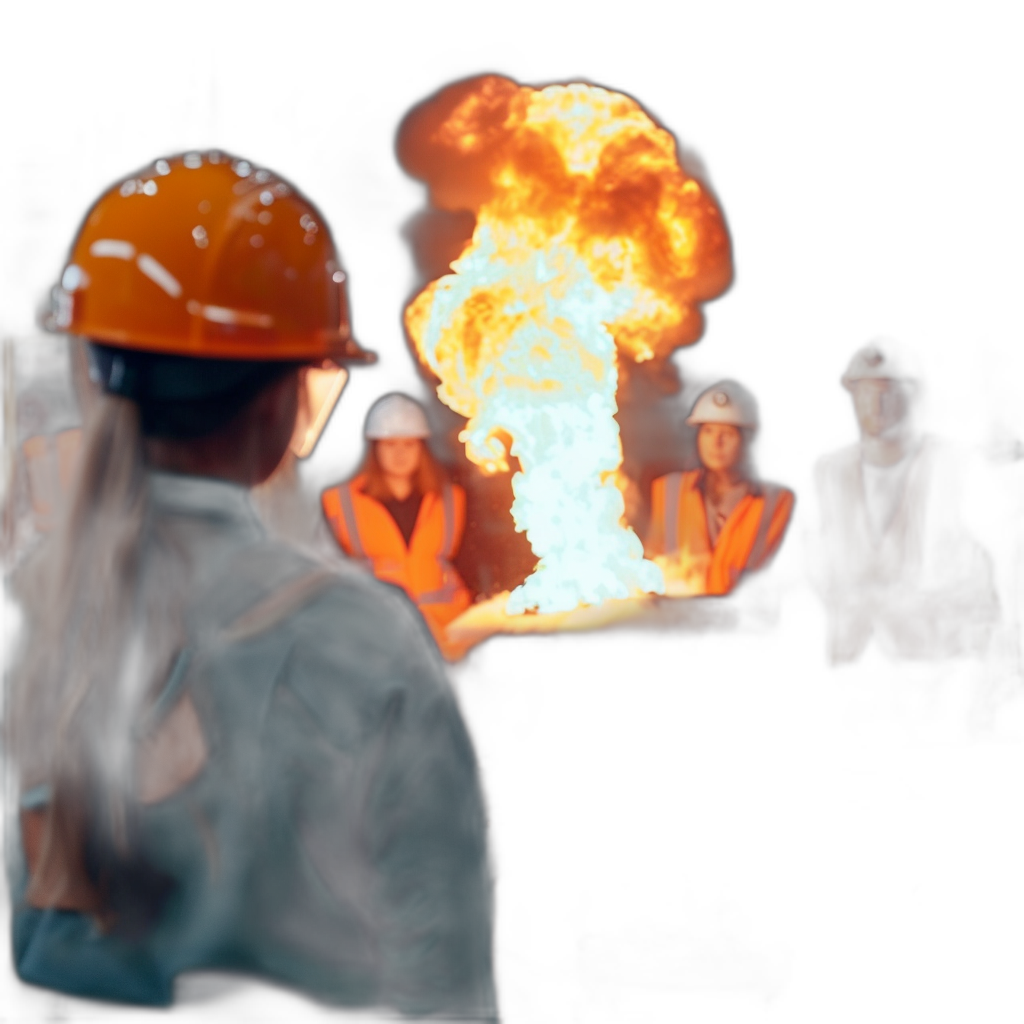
[402,75,732,614]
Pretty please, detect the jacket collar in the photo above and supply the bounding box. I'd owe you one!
[149,471,264,537]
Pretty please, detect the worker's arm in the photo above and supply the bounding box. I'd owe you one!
[277,577,497,1020]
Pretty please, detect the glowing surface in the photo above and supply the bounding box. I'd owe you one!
[447,590,655,642]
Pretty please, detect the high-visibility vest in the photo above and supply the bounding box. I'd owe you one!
[649,469,795,595]
[815,438,974,663]
[321,475,472,632]
[21,428,82,534]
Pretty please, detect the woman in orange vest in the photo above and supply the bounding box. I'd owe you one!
[321,393,473,650]
[646,380,795,596]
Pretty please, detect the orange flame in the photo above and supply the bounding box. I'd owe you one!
[401,75,732,614]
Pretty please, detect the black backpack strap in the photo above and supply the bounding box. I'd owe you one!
[134,544,342,737]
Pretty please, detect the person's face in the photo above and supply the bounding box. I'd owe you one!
[376,437,423,480]
[849,378,912,438]
[697,422,744,473]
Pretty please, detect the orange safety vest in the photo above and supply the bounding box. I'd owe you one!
[815,436,974,667]
[649,469,795,595]
[321,476,472,633]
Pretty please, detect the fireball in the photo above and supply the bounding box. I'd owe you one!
[400,75,732,614]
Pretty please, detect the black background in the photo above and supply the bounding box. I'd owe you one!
[2,14,1015,493]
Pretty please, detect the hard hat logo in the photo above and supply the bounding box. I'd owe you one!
[43,151,375,365]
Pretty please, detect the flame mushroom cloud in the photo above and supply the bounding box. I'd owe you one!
[400,74,733,614]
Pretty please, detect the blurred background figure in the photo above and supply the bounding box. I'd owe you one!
[645,380,795,596]
[6,152,495,1019]
[806,339,1024,954]
[1,336,98,561]
[321,392,473,657]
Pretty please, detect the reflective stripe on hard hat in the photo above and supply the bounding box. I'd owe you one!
[364,393,431,439]
[43,151,375,365]
[685,380,758,429]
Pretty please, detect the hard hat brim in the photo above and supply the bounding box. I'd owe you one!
[365,426,432,440]
[685,413,757,428]
[840,371,913,388]
[46,302,377,365]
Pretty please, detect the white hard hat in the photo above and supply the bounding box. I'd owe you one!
[842,337,921,388]
[364,393,431,439]
[686,380,759,429]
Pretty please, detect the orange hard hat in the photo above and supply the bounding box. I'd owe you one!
[43,151,375,364]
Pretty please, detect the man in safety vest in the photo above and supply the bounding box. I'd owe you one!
[646,380,795,596]
[811,339,1019,954]
[321,393,472,657]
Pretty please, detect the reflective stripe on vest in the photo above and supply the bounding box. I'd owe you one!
[746,484,782,569]
[337,485,367,561]
[663,471,684,555]
[339,485,460,602]
[422,483,459,605]
[439,483,456,560]
[663,468,774,577]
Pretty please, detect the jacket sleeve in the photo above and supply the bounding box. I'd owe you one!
[354,598,497,1019]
